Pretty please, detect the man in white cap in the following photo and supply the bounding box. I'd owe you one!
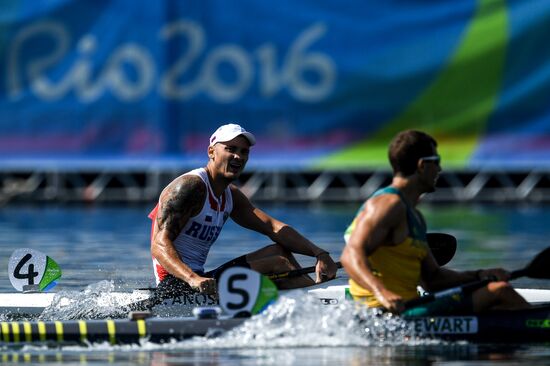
[149,123,338,298]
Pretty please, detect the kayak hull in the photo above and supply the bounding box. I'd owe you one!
[1,281,550,318]
[407,304,550,342]
[1,304,549,345]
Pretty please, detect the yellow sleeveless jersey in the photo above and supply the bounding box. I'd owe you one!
[345,187,429,307]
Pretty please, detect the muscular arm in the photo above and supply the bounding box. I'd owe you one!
[230,186,338,279]
[421,253,485,292]
[340,195,407,312]
[151,175,209,287]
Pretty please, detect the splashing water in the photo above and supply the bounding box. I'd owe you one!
[39,280,148,321]
[23,289,436,351]
[179,289,432,349]
[0,287,443,351]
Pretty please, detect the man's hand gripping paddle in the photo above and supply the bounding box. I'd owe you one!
[133,232,458,315]
[217,233,458,317]
[405,246,550,310]
[268,232,457,281]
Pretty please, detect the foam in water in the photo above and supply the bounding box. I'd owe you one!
[177,289,435,349]
[3,285,442,349]
[39,280,141,321]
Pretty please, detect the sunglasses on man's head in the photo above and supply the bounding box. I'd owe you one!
[420,155,441,164]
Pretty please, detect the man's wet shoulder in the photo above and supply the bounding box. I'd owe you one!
[161,174,206,207]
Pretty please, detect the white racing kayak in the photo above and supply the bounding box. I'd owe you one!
[1,259,550,346]
[1,276,550,346]
[0,278,348,318]
[1,277,550,318]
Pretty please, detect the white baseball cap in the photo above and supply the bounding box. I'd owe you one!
[209,124,256,147]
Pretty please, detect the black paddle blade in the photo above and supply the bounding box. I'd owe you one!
[518,247,550,280]
[427,232,457,266]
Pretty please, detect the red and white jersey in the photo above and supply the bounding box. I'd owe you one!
[149,168,233,284]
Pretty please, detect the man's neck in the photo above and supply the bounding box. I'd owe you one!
[391,176,423,207]
[204,165,231,197]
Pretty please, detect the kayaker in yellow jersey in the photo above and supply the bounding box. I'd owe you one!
[341,130,530,314]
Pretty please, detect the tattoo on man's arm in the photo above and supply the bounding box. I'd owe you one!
[157,179,205,241]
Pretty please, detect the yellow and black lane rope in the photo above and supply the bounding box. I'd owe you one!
[0,317,242,345]
[0,319,148,345]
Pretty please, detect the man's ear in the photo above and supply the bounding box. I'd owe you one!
[417,158,424,172]
[208,146,215,160]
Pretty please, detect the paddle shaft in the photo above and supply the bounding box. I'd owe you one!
[130,233,452,310]
[271,232,454,280]
[405,247,550,310]
[124,262,343,312]
[268,261,343,280]
[127,233,454,312]
[406,270,529,310]
[405,278,489,309]
[269,232,456,281]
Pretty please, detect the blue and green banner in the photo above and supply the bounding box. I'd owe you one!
[0,0,549,169]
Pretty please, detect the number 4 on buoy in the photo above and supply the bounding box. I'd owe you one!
[8,248,62,292]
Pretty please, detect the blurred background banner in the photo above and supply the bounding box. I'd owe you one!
[1,0,549,170]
